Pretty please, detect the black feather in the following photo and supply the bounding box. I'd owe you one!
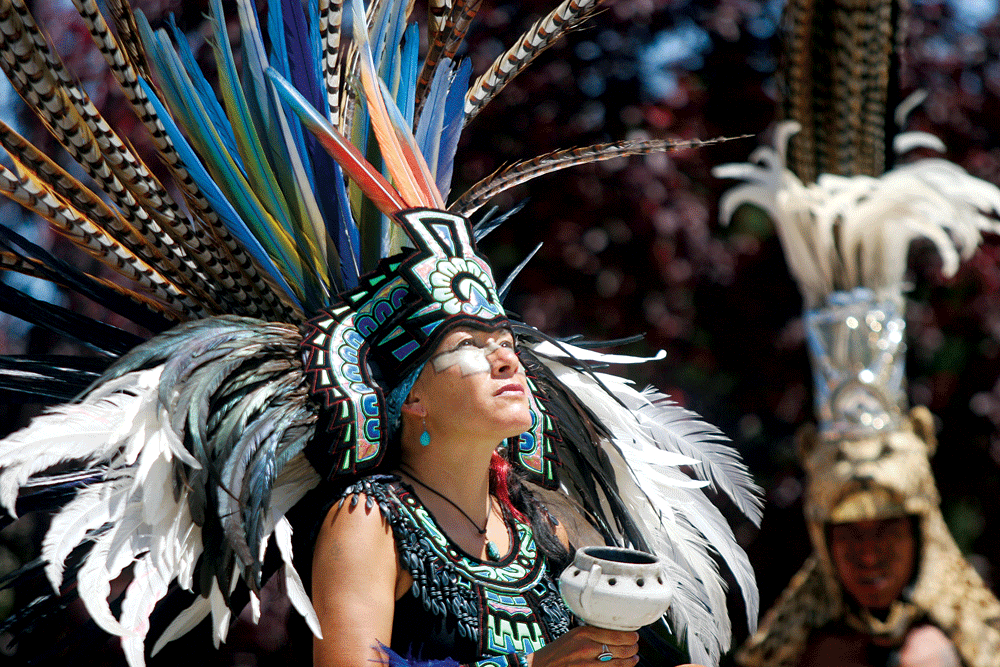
[0,222,175,333]
[0,355,110,400]
[0,280,142,356]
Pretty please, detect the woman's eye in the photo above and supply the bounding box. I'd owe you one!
[456,339,476,348]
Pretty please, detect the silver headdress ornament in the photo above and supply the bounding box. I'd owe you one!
[803,288,906,440]
[718,120,1000,665]
[716,120,1000,441]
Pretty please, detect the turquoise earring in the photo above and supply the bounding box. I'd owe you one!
[420,417,430,447]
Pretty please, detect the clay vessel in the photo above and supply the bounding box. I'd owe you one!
[558,546,673,631]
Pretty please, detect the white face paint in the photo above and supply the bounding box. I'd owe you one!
[431,338,516,376]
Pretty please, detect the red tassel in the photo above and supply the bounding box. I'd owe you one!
[490,451,525,523]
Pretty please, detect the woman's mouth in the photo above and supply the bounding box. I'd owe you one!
[495,383,525,396]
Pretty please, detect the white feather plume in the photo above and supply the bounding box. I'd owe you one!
[0,362,321,667]
[533,350,761,665]
[714,121,1000,308]
[0,368,165,514]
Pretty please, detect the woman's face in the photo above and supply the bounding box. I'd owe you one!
[408,326,533,445]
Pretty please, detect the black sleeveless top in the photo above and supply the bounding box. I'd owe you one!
[338,475,574,666]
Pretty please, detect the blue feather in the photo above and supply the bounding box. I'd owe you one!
[136,78,302,308]
[308,0,325,118]
[164,16,243,177]
[280,0,324,111]
[277,0,356,291]
[236,0,335,303]
[415,60,451,180]
[268,0,317,197]
[369,0,405,262]
[214,0,324,310]
[333,164,360,288]
[374,643,460,667]
[397,24,419,127]
[379,0,410,98]
[436,59,472,199]
[369,0,394,75]
[415,57,471,200]
[139,15,309,298]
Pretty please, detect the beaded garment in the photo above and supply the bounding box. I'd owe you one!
[340,476,572,664]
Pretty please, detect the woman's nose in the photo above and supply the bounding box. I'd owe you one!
[487,340,520,376]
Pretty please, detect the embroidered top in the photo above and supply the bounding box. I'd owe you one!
[339,475,574,666]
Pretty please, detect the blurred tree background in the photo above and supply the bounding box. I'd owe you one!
[1,0,999,663]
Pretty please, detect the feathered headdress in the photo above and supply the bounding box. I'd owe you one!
[0,1,760,665]
[715,9,1000,662]
[715,120,1000,437]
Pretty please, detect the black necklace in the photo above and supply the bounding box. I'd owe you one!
[399,467,502,560]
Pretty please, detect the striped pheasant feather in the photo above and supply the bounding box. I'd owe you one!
[103,0,153,82]
[428,0,452,37]
[0,0,234,314]
[8,0,183,226]
[68,0,282,320]
[0,121,225,315]
[780,0,899,181]
[414,0,482,109]
[43,0,299,324]
[319,0,346,127]
[0,158,209,318]
[451,136,744,215]
[464,0,603,123]
[0,251,63,283]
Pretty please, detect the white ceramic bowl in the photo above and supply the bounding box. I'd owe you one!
[558,546,673,631]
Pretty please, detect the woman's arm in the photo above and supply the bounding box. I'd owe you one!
[312,494,403,667]
[311,491,648,667]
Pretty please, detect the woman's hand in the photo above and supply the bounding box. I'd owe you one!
[526,626,639,667]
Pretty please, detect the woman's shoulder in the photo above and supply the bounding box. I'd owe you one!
[320,473,405,527]
[314,475,401,556]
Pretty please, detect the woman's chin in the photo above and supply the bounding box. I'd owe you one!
[489,411,534,442]
[507,413,535,439]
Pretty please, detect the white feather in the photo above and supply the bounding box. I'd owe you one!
[250,590,262,623]
[530,340,666,364]
[894,131,946,155]
[42,482,118,590]
[209,578,233,649]
[714,121,1000,307]
[75,521,132,637]
[151,597,212,656]
[120,556,170,667]
[275,516,323,637]
[0,369,163,514]
[535,353,761,664]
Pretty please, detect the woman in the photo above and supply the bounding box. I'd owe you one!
[0,1,759,666]
[311,325,640,666]
[286,206,757,666]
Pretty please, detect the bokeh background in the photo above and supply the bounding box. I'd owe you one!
[1,0,999,664]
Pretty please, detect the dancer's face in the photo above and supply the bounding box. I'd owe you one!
[409,326,533,445]
[828,516,916,610]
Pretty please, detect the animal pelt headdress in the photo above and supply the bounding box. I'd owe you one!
[717,122,1000,667]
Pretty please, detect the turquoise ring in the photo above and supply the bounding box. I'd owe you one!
[597,645,614,662]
